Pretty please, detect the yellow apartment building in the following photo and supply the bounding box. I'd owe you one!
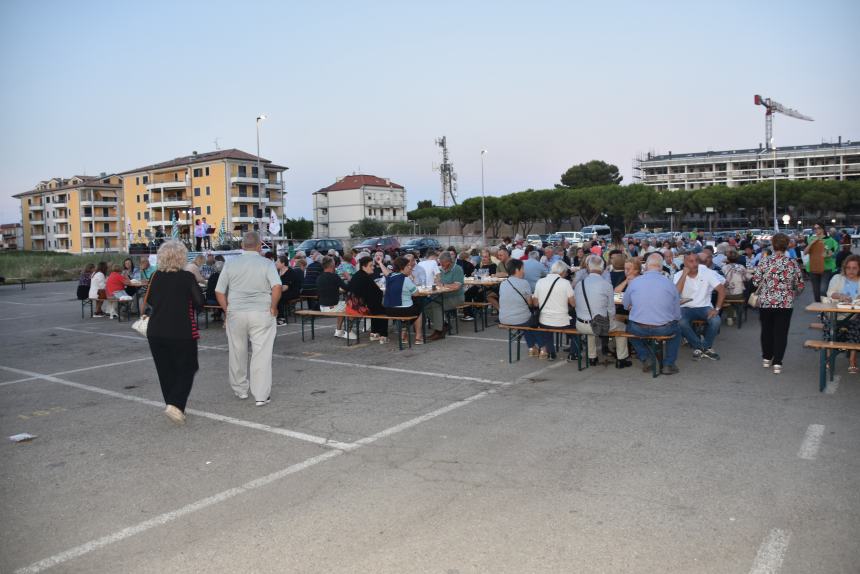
[14,174,125,253]
[120,149,287,246]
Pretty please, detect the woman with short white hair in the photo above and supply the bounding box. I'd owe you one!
[146,240,204,424]
[533,260,575,360]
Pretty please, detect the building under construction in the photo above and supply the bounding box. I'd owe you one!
[634,138,860,191]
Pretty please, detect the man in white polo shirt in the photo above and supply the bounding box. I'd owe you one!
[674,251,726,360]
[215,232,282,406]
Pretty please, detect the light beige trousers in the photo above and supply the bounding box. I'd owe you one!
[576,318,629,359]
[226,310,277,401]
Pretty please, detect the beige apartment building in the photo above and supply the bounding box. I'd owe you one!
[14,174,124,253]
[120,149,287,245]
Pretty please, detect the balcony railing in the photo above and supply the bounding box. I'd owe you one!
[146,179,189,191]
[149,198,192,209]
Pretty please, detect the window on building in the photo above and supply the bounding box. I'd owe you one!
[193,168,203,177]
[238,185,247,197]
[255,208,262,219]
[136,195,140,203]
[136,177,140,185]
[251,166,259,177]
[142,176,149,184]
[136,212,141,221]
[143,193,149,202]
[194,187,201,196]
[392,209,397,217]
[238,166,247,177]
[206,206,211,215]
[194,207,201,215]
[239,205,248,216]
[102,207,109,217]
[173,173,179,181]
[206,186,210,196]
[205,167,210,176]
[46,197,51,203]
[103,223,110,233]
[103,178,110,184]
[144,212,149,221]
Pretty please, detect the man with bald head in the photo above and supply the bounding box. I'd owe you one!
[622,253,682,375]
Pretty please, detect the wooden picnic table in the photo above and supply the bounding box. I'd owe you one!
[805,301,860,390]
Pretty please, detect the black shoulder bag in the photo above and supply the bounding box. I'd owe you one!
[510,277,560,328]
[581,275,611,336]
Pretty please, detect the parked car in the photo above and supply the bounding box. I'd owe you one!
[295,238,344,256]
[526,234,544,248]
[547,233,563,244]
[557,231,585,247]
[579,225,612,240]
[354,235,401,255]
[400,237,442,256]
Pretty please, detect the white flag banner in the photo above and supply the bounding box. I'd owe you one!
[268,209,281,235]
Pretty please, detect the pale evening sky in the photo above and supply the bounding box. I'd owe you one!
[1,0,858,224]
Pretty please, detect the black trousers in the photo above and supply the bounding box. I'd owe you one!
[809,271,832,303]
[148,336,199,411]
[759,308,793,365]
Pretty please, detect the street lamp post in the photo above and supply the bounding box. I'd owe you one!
[665,207,674,232]
[480,149,487,247]
[256,114,267,239]
[705,206,715,235]
[771,137,779,232]
[782,214,791,230]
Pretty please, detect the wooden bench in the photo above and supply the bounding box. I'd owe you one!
[455,302,492,333]
[198,305,223,329]
[1,277,26,289]
[295,309,419,350]
[722,297,747,329]
[299,294,319,310]
[498,324,674,378]
[809,322,824,331]
[105,297,134,322]
[804,339,860,392]
[81,298,94,318]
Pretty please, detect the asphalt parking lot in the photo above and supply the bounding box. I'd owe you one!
[1,280,858,574]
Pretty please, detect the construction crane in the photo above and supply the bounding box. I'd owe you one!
[754,94,813,149]
[754,94,814,232]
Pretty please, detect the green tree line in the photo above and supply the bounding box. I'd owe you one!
[407,179,860,234]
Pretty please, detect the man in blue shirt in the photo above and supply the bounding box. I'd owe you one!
[622,253,682,375]
[522,251,545,291]
[540,246,561,273]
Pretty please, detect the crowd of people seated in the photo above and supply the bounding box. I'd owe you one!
[70,223,857,375]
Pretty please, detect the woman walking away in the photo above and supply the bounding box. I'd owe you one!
[146,240,204,424]
[824,255,860,374]
[804,222,838,302]
[752,233,804,375]
[88,261,109,317]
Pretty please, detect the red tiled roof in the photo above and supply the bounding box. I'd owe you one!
[118,148,288,175]
[316,174,404,193]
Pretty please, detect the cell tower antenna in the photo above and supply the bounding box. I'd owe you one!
[213,137,221,150]
[434,136,458,206]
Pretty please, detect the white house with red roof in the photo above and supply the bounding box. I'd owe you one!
[313,174,407,237]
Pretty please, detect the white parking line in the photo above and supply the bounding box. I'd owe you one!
[54,327,226,351]
[0,357,153,387]
[797,424,825,460]
[14,365,507,574]
[276,324,335,338]
[748,528,791,574]
[825,375,839,394]
[0,314,46,322]
[271,352,509,385]
[13,450,344,574]
[0,365,357,451]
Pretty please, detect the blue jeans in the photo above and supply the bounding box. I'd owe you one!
[512,320,539,349]
[627,320,681,367]
[680,307,721,350]
[538,322,569,354]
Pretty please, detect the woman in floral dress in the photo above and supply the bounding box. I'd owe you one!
[752,233,805,375]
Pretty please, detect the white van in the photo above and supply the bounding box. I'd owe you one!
[557,231,585,246]
[579,225,611,240]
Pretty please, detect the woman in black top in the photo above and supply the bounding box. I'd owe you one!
[146,240,204,424]
[77,263,94,301]
[347,256,388,340]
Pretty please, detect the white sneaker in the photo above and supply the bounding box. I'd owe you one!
[762,359,772,368]
[346,331,357,341]
[334,329,346,338]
